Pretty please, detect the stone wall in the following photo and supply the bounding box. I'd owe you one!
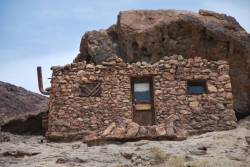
[47,55,237,141]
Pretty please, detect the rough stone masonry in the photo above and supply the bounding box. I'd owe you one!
[75,9,250,118]
[47,54,237,141]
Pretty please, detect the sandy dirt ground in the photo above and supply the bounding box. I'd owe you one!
[0,117,250,167]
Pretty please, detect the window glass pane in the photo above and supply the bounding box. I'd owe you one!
[187,80,207,94]
[134,83,150,102]
[134,83,149,92]
[188,85,205,94]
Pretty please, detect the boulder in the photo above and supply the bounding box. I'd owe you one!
[74,28,119,63]
[102,122,116,136]
[126,122,139,137]
[155,126,166,136]
[74,9,250,117]
[147,126,157,137]
[165,121,175,137]
[112,127,126,138]
[138,126,148,136]
[83,120,188,143]
[83,133,98,142]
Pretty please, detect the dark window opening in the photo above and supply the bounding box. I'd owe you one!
[187,80,207,95]
[79,82,101,97]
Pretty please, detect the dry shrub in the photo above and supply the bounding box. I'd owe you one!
[188,159,209,167]
[151,146,167,162]
[165,155,185,167]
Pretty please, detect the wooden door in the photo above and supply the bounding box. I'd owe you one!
[131,76,155,126]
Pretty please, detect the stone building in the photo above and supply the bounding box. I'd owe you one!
[46,54,237,141]
[39,9,247,141]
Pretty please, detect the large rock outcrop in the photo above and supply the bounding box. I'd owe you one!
[74,9,250,117]
[0,81,48,134]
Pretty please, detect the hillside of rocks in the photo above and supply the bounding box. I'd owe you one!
[0,81,48,134]
[74,9,250,118]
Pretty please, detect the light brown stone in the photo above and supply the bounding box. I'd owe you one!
[86,64,95,69]
[155,126,166,136]
[102,123,116,136]
[189,101,199,108]
[166,121,175,137]
[112,127,126,138]
[207,84,217,93]
[138,126,147,136]
[126,122,139,137]
[164,72,174,80]
[89,76,97,81]
[218,75,230,82]
[84,133,98,142]
[81,76,88,82]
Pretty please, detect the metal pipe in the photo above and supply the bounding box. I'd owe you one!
[37,66,50,95]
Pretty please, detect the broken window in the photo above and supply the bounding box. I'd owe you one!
[79,82,101,97]
[187,80,207,94]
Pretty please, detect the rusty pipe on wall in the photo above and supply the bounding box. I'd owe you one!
[37,66,50,95]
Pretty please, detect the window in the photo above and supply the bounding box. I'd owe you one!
[134,83,150,102]
[187,80,207,94]
[79,82,101,97]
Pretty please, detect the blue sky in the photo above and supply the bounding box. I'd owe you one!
[0,0,249,93]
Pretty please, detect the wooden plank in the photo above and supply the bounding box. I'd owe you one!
[134,111,153,126]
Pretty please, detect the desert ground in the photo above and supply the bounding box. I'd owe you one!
[0,117,250,167]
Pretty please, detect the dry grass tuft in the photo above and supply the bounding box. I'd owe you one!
[151,146,167,162]
[187,159,209,167]
[165,155,185,167]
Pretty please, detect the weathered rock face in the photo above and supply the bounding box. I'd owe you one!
[0,81,48,134]
[0,81,48,123]
[74,9,250,117]
[75,28,119,63]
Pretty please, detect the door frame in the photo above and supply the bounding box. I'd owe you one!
[130,75,156,125]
